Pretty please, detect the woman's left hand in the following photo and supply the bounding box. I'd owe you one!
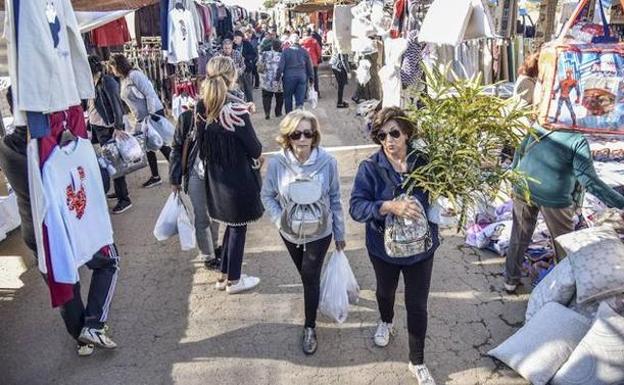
[247,102,257,113]
[335,240,346,251]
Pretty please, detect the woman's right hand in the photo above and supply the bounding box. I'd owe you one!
[382,200,423,220]
[171,185,181,194]
[113,129,129,141]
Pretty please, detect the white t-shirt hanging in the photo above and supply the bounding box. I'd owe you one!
[167,8,199,63]
[42,138,114,284]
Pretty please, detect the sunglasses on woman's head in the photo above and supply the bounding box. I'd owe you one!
[289,129,315,140]
[376,129,402,142]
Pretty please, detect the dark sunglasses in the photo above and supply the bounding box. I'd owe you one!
[289,129,315,140]
[376,129,402,142]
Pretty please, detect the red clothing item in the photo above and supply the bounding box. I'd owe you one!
[301,36,322,66]
[91,18,131,47]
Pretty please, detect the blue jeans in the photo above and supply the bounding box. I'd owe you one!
[283,76,307,113]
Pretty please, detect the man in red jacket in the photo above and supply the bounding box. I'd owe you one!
[301,28,322,97]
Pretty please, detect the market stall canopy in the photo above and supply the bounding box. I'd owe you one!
[284,0,357,13]
[0,0,157,11]
[419,0,496,46]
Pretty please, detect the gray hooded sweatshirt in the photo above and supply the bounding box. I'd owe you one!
[261,147,346,245]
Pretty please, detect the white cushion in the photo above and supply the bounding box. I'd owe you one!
[555,226,620,256]
[556,227,624,304]
[526,258,576,322]
[552,301,624,385]
[488,302,592,385]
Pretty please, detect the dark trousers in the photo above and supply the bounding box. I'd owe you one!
[281,235,332,328]
[239,72,255,103]
[262,90,284,118]
[147,145,171,178]
[369,255,434,365]
[253,67,260,88]
[283,76,308,113]
[92,124,131,203]
[60,247,120,339]
[0,128,36,251]
[220,225,247,281]
[332,68,348,104]
[313,66,320,96]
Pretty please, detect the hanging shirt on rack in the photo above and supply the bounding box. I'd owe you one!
[90,17,131,47]
[168,7,200,63]
[42,138,114,284]
[5,0,94,127]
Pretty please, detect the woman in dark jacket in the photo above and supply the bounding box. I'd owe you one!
[88,55,132,214]
[349,107,438,385]
[196,56,264,294]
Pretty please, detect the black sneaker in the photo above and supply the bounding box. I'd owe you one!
[106,193,117,201]
[337,102,349,109]
[142,176,162,188]
[112,200,132,214]
[265,115,270,120]
[302,327,317,355]
[204,256,222,270]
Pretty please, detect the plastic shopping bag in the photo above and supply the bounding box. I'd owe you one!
[307,89,319,109]
[177,197,196,251]
[154,193,180,241]
[147,115,175,145]
[116,134,143,163]
[142,119,164,151]
[319,250,359,323]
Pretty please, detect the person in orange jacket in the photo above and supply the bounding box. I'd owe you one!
[301,28,323,97]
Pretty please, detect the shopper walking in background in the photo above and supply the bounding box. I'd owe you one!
[87,55,133,214]
[234,31,257,103]
[110,54,171,189]
[350,107,439,385]
[197,56,264,294]
[330,51,350,109]
[301,29,323,97]
[219,39,246,81]
[258,40,285,120]
[276,34,314,113]
[261,110,346,355]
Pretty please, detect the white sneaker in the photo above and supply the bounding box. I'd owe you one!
[77,343,94,357]
[373,321,395,347]
[408,362,436,385]
[215,279,227,291]
[226,275,260,294]
[78,326,117,349]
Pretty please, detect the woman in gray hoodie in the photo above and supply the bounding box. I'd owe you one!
[261,110,346,355]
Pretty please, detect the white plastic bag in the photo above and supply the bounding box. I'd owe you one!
[307,89,319,109]
[154,193,180,241]
[427,197,460,227]
[146,116,175,145]
[319,250,359,323]
[177,198,196,251]
[0,190,20,238]
[116,135,143,163]
[142,119,164,151]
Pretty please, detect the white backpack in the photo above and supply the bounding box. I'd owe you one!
[279,157,331,242]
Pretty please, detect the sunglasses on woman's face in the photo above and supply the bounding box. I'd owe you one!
[289,129,315,141]
[376,129,402,142]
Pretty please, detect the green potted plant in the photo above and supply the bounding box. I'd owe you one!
[402,65,535,229]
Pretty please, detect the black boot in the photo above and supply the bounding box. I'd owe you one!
[302,327,317,355]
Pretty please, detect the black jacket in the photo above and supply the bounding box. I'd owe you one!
[169,108,199,193]
[235,40,258,74]
[94,75,125,129]
[196,99,264,225]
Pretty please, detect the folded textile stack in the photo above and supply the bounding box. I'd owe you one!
[489,226,624,385]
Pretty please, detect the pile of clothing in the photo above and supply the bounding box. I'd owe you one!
[488,224,624,385]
